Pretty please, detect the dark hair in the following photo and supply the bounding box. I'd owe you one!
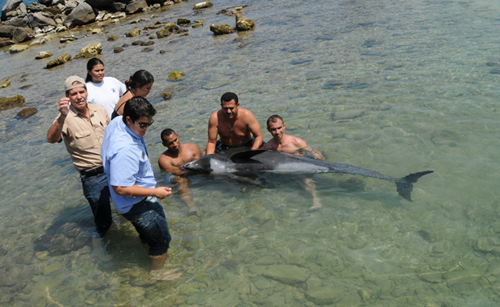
[161,128,176,142]
[125,70,154,91]
[86,58,104,83]
[267,114,284,128]
[221,92,238,104]
[122,96,156,124]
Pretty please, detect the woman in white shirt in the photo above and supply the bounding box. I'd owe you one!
[85,58,126,119]
[112,70,154,119]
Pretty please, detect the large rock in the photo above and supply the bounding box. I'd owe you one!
[63,2,95,28]
[19,3,27,15]
[44,54,71,69]
[26,3,47,13]
[0,95,26,111]
[12,26,35,43]
[0,25,16,37]
[74,42,102,58]
[38,0,53,5]
[235,15,255,31]
[63,0,78,14]
[125,0,147,14]
[30,12,58,28]
[84,0,114,9]
[262,265,310,285]
[2,16,29,27]
[210,24,235,35]
[110,2,126,12]
[1,0,23,21]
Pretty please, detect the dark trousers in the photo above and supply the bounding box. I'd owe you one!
[81,171,112,238]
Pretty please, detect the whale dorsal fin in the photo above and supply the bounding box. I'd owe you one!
[229,150,268,162]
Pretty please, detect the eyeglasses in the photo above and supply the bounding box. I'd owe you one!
[134,119,154,129]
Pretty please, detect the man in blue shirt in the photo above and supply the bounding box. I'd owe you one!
[101,96,176,280]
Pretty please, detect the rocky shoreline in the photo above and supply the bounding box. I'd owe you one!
[0,0,254,48]
[0,0,255,116]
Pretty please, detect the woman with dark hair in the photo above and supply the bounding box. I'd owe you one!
[85,58,126,118]
[112,70,154,119]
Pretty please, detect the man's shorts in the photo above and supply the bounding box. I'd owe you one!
[121,197,171,256]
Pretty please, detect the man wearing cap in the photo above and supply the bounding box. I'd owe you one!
[47,76,112,261]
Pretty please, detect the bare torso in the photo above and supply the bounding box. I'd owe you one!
[215,109,253,146]
[159,143,200,175]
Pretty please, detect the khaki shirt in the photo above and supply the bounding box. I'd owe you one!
[54,104,110,172]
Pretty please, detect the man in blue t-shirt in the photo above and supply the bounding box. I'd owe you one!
[101,97,178,280]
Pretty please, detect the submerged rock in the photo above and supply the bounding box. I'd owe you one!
[113,47,124,53]
[44,54,71,69]
[16,107,37,118]
[177,18,190,25]
[235,15,255,31]
[262,265,310,285]
[9,44,29,53]
[168,71,184,80]
[126,29,140,37]
[74,42,102,58]
[75,42,102,58]
[29,36,46,46]
[305,287,344,305]
[210,24,235,35]
[193,1,213,9]
[107,35,119,41]
[0,95,26,111]
[60,35,77,43]
[161,91,173,100]
[0,80,10,88]
[35,51,53,59]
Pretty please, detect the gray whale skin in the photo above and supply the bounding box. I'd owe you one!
[183,149,433,201]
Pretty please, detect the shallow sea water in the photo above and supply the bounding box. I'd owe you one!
[2,0,500,305]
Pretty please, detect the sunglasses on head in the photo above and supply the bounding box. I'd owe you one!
[134,119,154,129]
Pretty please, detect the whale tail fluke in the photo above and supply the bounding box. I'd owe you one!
[396,171,434,201]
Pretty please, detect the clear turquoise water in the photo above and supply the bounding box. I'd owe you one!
[2,0,500,305]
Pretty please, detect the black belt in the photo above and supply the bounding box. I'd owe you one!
[80,166,104,177]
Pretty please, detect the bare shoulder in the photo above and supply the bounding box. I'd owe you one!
[290,135,307,149]
[209,110,219,123]
[239,108,257,121]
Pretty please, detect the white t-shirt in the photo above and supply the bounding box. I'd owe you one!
[86,77,126,119]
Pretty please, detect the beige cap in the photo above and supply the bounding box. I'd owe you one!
[64,76,86,92]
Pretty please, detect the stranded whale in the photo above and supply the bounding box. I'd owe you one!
[183,150,433,201]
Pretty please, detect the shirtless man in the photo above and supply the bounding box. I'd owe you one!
[159,129,201,215]
[205,92,264,155]
[263,114,325,210]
